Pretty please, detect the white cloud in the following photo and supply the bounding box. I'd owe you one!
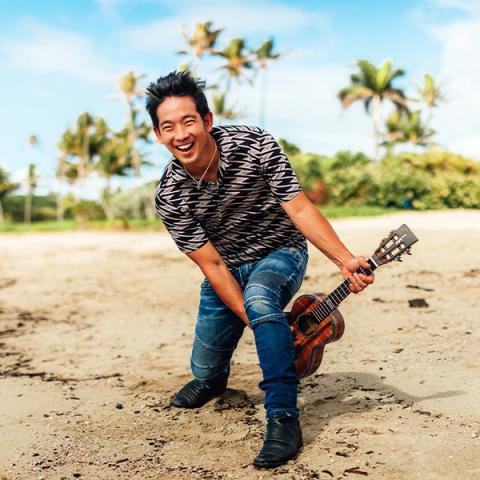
[426,12,480,158]
[0,20,118,83]
[431,0,480,13]
[228,61,372,156]
[123,1,329,52]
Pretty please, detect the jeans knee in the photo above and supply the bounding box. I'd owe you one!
[244,284,281,321]
[191,336,231,381]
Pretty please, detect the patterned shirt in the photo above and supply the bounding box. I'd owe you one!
[154,125,307,268]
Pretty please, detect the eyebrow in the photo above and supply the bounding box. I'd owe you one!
[160,114,197,128]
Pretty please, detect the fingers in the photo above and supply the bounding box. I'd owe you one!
[342,256,375,294]
[348,271,375,294]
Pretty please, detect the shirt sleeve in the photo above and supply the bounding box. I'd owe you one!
[154,190,209,254]
[258,129,302,203]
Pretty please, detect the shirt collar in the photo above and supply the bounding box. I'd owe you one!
[169,126,239,182]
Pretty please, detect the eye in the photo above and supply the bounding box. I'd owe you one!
[185,119,195,125]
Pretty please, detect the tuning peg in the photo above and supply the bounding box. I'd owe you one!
[396,257,402,262]
[406,249,412,255]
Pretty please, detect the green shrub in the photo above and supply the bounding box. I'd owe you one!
[291,153,327,191]
[326,150,373,171]
[440,172,480,208]
[3,194,57,221]
[324,165,376,206]
[299,150,480,210]
[69,200,105,221]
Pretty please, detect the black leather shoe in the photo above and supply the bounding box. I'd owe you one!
[170,377,227,409]
[253,415,303,469]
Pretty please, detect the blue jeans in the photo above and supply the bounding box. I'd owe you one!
[190,245,308,419]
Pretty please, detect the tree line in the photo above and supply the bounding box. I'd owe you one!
[1,20,467,225]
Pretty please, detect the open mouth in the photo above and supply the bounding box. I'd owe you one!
[175,142,194,154]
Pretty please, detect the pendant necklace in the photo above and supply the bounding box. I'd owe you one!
[183,140,218,190]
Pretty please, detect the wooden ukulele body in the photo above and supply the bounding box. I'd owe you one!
[289,292,345,379]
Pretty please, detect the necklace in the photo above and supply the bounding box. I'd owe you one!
[183,139,218,190]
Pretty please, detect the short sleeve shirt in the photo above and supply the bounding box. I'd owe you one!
[154,125,307,268]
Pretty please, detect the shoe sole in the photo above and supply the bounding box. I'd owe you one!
[252,444,303,469]
[169,389,226,409]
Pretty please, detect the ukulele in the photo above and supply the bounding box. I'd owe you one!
[289,224,418,379]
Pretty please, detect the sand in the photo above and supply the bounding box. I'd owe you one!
[0,210,479,479]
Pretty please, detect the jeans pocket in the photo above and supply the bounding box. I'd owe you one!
[285,245,308,261]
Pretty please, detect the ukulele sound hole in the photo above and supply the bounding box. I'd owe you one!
[297,315,317,337]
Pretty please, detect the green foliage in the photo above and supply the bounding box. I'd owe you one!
[3,195,57,222]
[290,148,480,210]
[108,182,157,219]
[278,138,301,157]
[371,167,440,209]
[382,150,479,174]
[68,200,105,222]
[290,150,373,199]
[0,166,19,198]
[384,110,435,148]
[327,151,372,170]
[290,153,328,191]
[325,165,376,206]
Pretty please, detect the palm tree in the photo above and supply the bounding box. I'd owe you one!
[24,163,39,224]
[215,38,253,91]
[179,21,223,75]
[0,166,18,223]
[57,127,82,221]
[384,110,436,149]
[252,39,281,127]
[416,73,444,109]
[117,70,154,218]
[415,73,445,125]
[77,112,95,178]
[338,59,407,158]
[211,90,243,125]
[96,133,131,220]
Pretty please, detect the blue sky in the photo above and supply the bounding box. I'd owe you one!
[1,0,479,195]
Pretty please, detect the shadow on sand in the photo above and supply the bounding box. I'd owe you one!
[296,370,463,443]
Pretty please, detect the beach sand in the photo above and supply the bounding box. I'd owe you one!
[1,210,479,479]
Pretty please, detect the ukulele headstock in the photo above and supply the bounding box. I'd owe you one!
[372,224,418,266]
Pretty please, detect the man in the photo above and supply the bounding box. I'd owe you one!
[146,71,374,469]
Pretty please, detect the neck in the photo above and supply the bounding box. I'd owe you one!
[186,136,219,179]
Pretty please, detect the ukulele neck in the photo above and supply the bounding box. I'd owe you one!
[312,258,378,319]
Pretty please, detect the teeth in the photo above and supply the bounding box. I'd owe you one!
[177,143,193,151]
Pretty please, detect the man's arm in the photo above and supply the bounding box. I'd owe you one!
[281,192,374,293]
[186,242,251,327]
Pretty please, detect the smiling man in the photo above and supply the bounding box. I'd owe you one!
[146,71,373,468]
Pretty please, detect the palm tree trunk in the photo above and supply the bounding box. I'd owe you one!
[144,192,156,220]
[372,95,382,160]
[100,180,115,221]
[126,101,144,219]
[259,67,268,128]
[24,190,32,224]
[81,131,89,178]
[56,179,65,221]
[0,198,4,223]
[194,54,201,76]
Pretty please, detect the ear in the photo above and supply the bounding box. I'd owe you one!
[153,128,165,145]
[203,111,214,132]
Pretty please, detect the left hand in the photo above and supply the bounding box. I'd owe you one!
[340,256,375,294]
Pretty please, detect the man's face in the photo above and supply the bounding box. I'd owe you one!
[154,96,213,167]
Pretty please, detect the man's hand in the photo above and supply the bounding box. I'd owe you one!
[187,241,252,328]
[340,256,374,294]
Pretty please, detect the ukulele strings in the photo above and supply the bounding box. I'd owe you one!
[309,264,374,324]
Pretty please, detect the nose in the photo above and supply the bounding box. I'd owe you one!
[174,125,189,142]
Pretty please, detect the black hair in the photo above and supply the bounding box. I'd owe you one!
[145,71,210,130]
